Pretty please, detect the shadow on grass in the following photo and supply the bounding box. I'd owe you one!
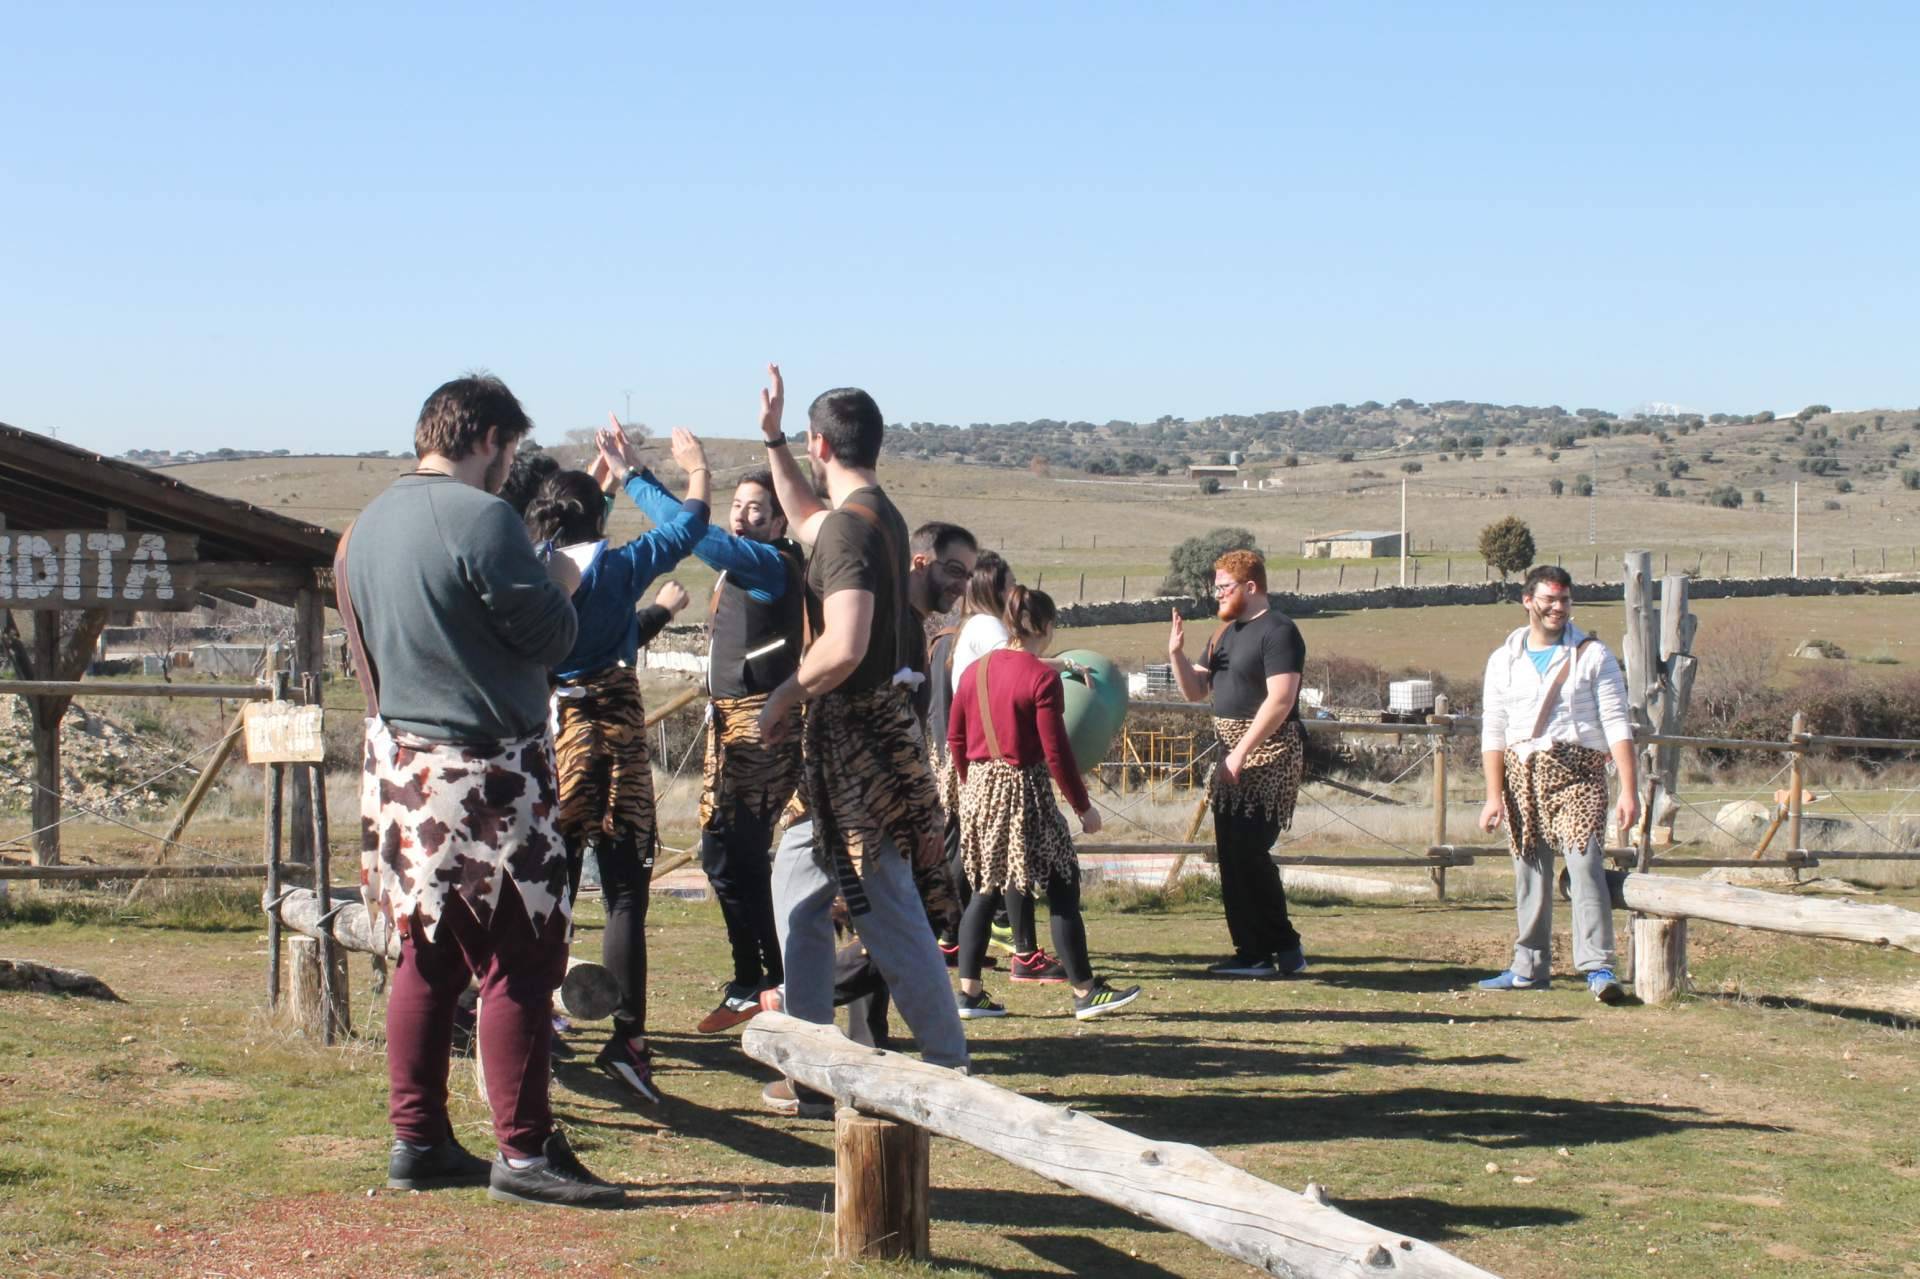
[1026,1083,1782,1153]
[1144,1007,1581,1028]
[1699,990,1919,1030]
[1331,1195,1581,1241]
[973,1032,1520,1084]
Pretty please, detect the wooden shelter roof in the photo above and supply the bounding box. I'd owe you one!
[0,422,339,605]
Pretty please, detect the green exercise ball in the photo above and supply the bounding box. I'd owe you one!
[1054,649,1128,774]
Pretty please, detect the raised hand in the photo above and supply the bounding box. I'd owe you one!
[1168,607,1186,655]
[588,449,617,495]
[759,363,785,440]
[669,427,707,475]
[598,412,646,475]
[654,580,690,616]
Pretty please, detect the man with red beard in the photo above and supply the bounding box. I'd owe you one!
[1167,549,1310,978]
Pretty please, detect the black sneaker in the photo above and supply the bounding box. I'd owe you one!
[761,1077,834,1119]
[1274,944,1309,977]
[595,1036,664,1105]
[1208,955,1279,978]
[487,1132,626,1209]
[956,989,1010,1019]
[387,1135,491,1191]
[1073,979,1143,1021]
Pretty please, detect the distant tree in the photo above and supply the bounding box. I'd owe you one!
[1904,469,1920,490]
[1707,485,1743,509]
[1752,410,1775,423]
[1281,453,1299,468]
[1160,527,1257,599]
[1835,478,1853,494]
[1399,461,1423,474]
[1798,404,1832,419]
[1752,489,1766,504]
[1550,429,1578,449]
[1652,480,1671,497]
[1198,477,1222,495]
[1548,478,1565,496]
[1823,499,1842,511]
[1667,457,1691,477]
[1573,474,1594,497]
[1478,516,1537,580]
[1336,450,1355,462]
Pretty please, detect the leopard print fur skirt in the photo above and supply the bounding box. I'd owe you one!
[1207,717,1305,827]
[1500,741,1610,864]
[957,758,1078,896]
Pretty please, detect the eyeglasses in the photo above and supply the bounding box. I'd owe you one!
[1532,594,1572,611]
[1212,581,1244,598]
[935,559,972,581]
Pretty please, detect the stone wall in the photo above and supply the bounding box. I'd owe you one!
[1054,575,1920,629]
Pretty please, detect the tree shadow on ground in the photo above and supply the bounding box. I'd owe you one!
[967,1032,1521,1084]
[1305,958,1506,994]
[1022,1083,1783,1152]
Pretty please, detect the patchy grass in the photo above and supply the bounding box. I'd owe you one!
[3,882,1918,1278]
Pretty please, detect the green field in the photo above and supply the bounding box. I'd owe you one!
[3,883,1917,1278]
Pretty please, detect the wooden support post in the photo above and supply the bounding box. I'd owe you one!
[287,587,324,874]
[265,760,285,1008]
[1787,711,1806,862]
[1159,788,1213,892]
[288,935,349,1041]
[1429,694,1449,899]
[28,617,60,865]
[835,1107,930,1262]
[1631,916,1688,1004]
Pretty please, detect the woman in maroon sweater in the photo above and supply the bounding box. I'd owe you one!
[947,587,1142,1020]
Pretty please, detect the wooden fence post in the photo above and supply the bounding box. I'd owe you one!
[835,1107,931,1261]
[1788,711,1807,861]
[1429,694,1449,899]
[288,935,349,1041]
[1631,917,1688,1004]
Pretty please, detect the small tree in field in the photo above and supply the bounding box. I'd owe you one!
[1198,477,1222,495]
[1478,516,1536,581]
[1161,527,1258,600]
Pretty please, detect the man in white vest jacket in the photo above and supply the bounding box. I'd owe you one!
[1476,565,1637,1004]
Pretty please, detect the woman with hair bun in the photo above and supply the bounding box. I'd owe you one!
[946,585,1141,1021]
[524,426,711,1104]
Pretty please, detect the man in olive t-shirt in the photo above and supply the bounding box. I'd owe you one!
[752,367,969,1116]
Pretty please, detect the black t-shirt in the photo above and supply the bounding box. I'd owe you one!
[804,486,911,696]
[1206,609,1307,720]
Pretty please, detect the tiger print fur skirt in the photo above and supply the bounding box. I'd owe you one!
[552,664,654,853]
[700,692,801,833]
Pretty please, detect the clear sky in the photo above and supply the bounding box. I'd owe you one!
[4,2,1916,456]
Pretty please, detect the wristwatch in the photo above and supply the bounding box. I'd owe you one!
[763,431,787,447]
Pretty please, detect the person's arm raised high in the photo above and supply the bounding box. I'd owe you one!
[594,425,712,591]
[756,363,831,546]
[1166,607,1213,704]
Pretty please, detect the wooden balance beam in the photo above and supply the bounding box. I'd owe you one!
[742,1012,1502,1277]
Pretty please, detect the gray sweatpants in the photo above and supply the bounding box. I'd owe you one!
[1512,834,1616,979]
[772,819,969,1070]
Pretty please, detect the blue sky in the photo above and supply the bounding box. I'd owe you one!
[3,2,1916,455]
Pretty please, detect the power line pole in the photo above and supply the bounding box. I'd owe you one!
[1791,480,1801,577]
[1399,478,1408,586]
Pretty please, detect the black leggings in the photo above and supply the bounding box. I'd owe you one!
[958,863,1090,986]
[941,810,1037,951]
[594,831,656,1036]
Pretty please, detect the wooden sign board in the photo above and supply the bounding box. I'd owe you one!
[243,701,328,764]
[0,531,199,610]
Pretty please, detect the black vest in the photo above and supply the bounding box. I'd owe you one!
[707,539,805,699]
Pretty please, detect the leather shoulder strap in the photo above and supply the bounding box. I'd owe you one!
[332,520,380,718]
[975,652,1006,763]
[1527,636,1595,741]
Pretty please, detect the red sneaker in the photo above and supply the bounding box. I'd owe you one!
[1009,949,1068,983]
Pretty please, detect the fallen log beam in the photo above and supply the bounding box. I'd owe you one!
[0,862,304,882]
[269,887,621,1020]
[742,1013,1502,1279]
[1611,872,1920,954]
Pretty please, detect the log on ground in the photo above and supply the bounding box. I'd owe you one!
[1611,872,1920,954]
[742,1012,1502,1279]
[0,958,121,1001]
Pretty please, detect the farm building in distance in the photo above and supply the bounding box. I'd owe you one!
[1185,463,1240,480]
[1302,529,1403,559]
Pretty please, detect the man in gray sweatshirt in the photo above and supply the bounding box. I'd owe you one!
[342,373,625,1208]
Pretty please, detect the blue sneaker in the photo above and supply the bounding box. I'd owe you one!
[1275,944,1309,977]
[1477,970,1550,991]
[1586,968,1626,1005]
